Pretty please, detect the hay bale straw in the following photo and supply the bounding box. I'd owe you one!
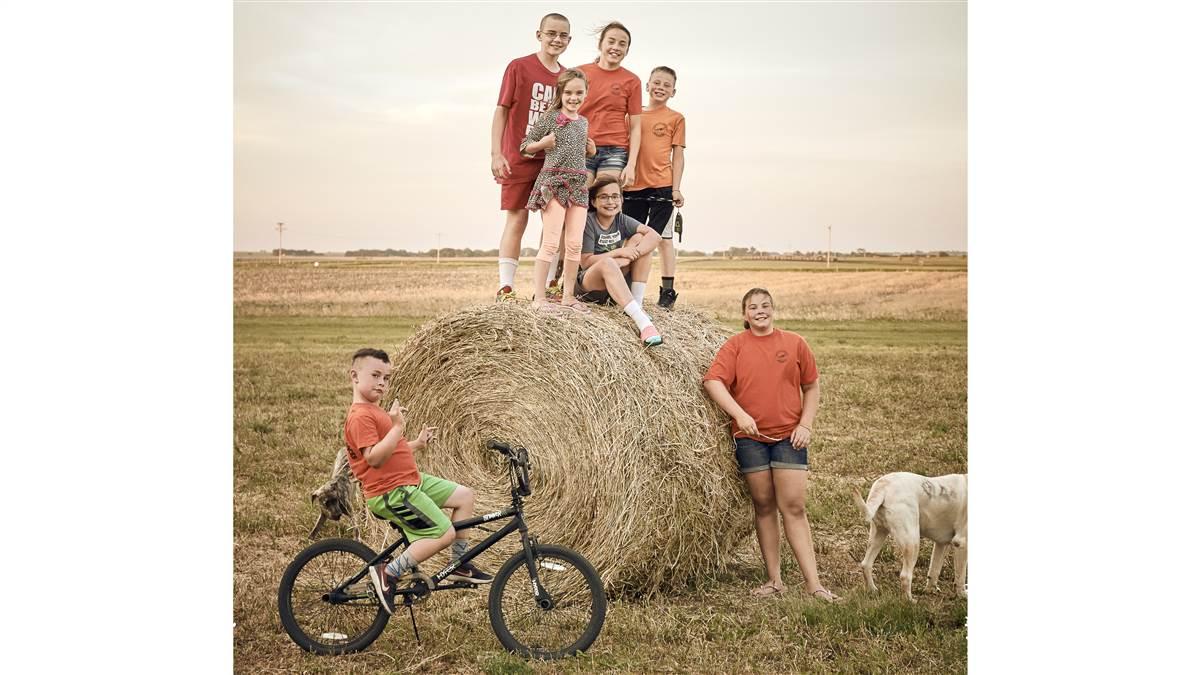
[383,302,751,596]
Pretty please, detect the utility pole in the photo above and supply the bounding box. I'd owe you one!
[276,222,286,264]
[826,225,831,269]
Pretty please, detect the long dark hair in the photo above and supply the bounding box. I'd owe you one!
[742,288,773,329]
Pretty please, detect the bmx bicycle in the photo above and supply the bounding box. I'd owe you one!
[278,440,606,659]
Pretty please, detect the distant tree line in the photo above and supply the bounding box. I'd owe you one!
[258,246,964,258]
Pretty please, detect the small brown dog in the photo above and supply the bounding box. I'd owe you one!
[853,472,967,601]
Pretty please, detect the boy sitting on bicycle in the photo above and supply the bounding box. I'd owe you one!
[343,348,493,614]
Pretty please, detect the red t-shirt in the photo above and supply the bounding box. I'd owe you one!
[576,63,642,147]
[703,330,820,440]
[343,402,420,498]
[497,53,562,184]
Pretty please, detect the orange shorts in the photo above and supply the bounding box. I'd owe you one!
[500,178,536,211]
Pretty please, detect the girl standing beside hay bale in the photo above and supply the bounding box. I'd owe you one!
[702,288,841,602]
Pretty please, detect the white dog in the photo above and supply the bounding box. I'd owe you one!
[853,472,967,601]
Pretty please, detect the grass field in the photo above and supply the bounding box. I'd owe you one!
[233,259,967,673]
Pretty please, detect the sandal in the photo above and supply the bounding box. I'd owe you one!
[559,299,591,314]
[750,581,786,598]
[810,588,842,603]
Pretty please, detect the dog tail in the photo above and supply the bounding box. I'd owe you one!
[853,484,886,522]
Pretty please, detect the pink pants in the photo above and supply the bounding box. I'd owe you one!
[537,199,586,263]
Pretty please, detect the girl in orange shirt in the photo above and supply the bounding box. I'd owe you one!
[577,21,642,189]
[702,289,841,602]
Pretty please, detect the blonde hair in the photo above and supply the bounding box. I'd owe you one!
[548,68,588,112]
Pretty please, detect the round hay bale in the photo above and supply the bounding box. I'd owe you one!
[381,302,751,596]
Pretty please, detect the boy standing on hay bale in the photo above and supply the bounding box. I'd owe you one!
[491,12,574,302]
[343,348,493,615]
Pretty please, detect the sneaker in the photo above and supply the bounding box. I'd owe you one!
[446,560,494,585]
[656,287,678,309]
[546,280,563,302]
[367,562,398,615]
[495,285,518,302]
[640,325,664,347]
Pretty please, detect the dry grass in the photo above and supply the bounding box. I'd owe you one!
[234,258,965,321]
[233,261,968,672]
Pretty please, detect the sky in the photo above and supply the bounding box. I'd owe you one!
[234,1,966,254]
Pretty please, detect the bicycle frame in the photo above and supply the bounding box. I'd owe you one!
[330,491,552,607]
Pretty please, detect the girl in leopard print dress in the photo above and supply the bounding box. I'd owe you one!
[520,68,597,311]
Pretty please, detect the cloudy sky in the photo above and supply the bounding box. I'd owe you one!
[234,1,966,254]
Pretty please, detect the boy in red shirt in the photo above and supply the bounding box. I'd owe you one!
[344,348,492,615]
[490,13,573,301]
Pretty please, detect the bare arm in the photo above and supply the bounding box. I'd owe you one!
[790,379,821,448]
[620,115,642,187]
[363,400,408,467]
[703,379,759,438]
[671,145,685,206]
[491,105,512,178]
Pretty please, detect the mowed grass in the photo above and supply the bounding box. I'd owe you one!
[234,305,967,673]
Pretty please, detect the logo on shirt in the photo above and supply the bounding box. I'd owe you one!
[609,83,623,97]
[596,229,623,252]
[526,82,556,135]
[775,350,789,363]
[652,122,668,137]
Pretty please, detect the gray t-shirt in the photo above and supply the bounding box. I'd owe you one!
[582,212,641,259]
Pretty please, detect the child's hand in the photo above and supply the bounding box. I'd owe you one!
[672,189,685,207]
[415,426,438,446]
[541,132,557,151]
[734,413,760,439]
[491,153,511,179]
[790,424,812,449]
[388,399,408,426]
[586,138,597,157]
[619,166,636,188]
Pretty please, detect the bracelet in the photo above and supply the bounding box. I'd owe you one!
[798,425,811,432]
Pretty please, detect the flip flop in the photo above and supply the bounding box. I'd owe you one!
[750,582,786,598]
[560,300,592,314]
[810,588,842,603]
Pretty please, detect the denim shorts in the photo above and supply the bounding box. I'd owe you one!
[586,145,628,173]
[734,437,809,473]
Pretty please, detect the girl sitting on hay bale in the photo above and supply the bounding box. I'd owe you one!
[574,175,663,346]
[702,288,841,602]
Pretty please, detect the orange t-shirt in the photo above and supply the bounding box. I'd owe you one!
[628,105,686,191]
[343,402,421,498]
[576,63,642,147]
[702,330,820,440]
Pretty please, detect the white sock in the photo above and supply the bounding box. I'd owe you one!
[546,251,561,284]
[631,282,647,306]
[498,257,518,288]
[623,300,653,331]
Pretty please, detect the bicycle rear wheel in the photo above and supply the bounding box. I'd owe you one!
[278,538,390,655]
[487,543,606,659]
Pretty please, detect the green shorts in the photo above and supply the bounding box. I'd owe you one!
[366,473,459,542]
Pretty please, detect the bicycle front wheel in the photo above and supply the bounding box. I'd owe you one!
[487,543,606,659]
[278,538,390,655]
